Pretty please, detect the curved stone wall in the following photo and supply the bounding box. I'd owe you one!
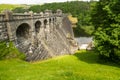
[0,10,78,61]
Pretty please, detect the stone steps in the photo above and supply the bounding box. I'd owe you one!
[24,40,52,61]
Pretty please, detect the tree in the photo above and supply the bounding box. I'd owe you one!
[29,5,41,13]
[91,0,120,62]
[12,7,28,13]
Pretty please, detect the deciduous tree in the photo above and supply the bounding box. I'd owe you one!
[91,0,120,62]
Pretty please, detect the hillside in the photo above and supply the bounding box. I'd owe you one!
[0,4,18,12]
[0,51,120,80]
[0,4,29,12]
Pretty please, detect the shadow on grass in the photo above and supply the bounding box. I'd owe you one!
[74,50,99,64]
[74,50,120,68]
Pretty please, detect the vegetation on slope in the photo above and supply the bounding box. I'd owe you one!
[0,41,25,60]
[0,50,120,80]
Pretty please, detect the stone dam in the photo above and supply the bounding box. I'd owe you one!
[0,9,78,61]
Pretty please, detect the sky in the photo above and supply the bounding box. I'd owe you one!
[0,0,93,4]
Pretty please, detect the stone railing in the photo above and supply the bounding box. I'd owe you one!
[0,9,63,22]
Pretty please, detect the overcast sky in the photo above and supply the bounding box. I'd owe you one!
[0,0,93,4]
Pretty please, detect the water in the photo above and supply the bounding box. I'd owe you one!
[75,37,93,45]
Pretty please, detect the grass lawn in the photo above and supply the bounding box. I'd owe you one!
[0,50,120,80]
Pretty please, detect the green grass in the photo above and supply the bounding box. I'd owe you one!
[0,50,120,80]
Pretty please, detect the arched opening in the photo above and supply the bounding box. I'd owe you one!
[49,18,51,24]
[16,23,30,43]
[53,18,55,22]
[35,21,41,34]
[44,19,47,28]
[52,18,55,31]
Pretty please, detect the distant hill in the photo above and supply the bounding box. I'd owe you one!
[0,4,30,12]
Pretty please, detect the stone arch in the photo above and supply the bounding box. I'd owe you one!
[16,23,31,43]
[44,19,47,28]
[35,20,41,34]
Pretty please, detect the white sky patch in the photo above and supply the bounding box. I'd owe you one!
[0,0,93,4]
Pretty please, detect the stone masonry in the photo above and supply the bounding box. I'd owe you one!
[0,9,78,61]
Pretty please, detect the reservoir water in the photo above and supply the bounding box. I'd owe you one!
[75,37,93,49]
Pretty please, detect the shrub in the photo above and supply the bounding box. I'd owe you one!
[0,41,25,60]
